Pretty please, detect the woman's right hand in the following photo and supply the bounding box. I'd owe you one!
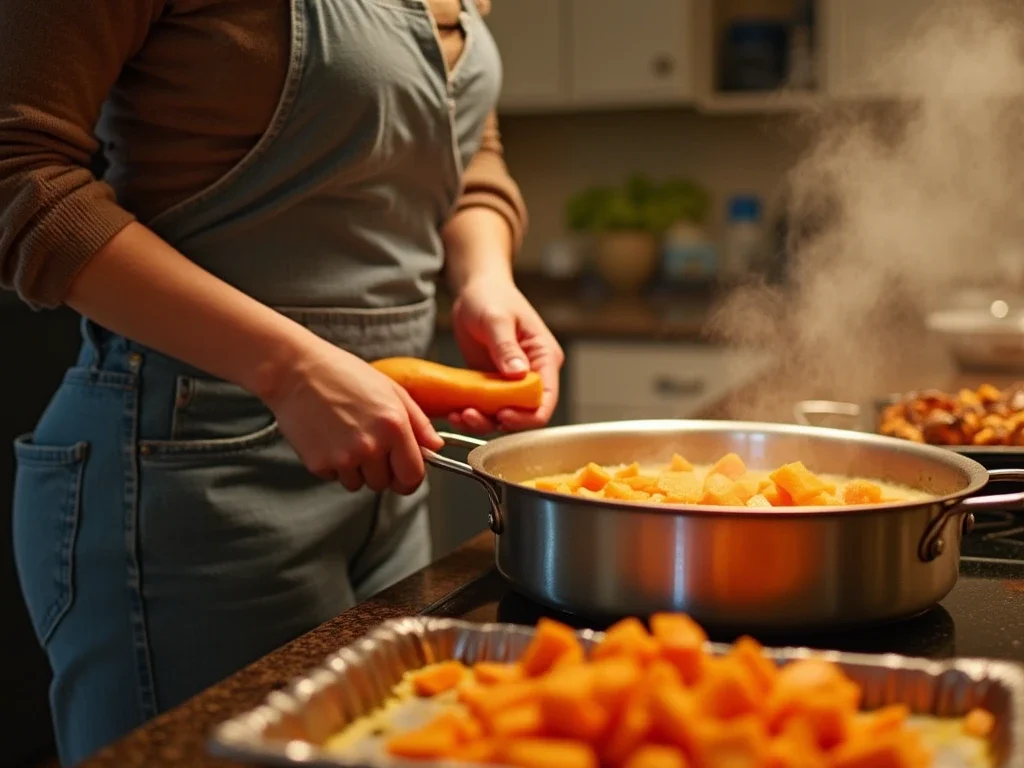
[265,338,444,495]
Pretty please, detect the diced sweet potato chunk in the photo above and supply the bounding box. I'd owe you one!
[593,618,661,665]
[577,462,613,492]
[386,725,459,759]
[712,452,748,480]
[670,453,694,472]
[615,462,642,479]
[473,661,524,686]
[842,480,883,505]
[624,475,660,492]
[656,471,702,501]
[623,744,688,768]
[964,707,996,737]
[761,482,794,507]
[650,613,707,685]
[729,636,778,694]
[747,493,773,508]
[410,661,466,696]
[520,619,583,677]
[694,656,763,720]
[605,481,651,502]
[770,462,830,505]
[500,738,599,768]
[701,473,745,506]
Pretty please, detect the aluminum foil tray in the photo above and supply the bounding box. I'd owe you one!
[209,617,1024,768]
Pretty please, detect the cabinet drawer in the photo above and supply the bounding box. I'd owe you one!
[568,341,771,422]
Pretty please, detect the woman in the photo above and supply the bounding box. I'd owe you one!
[0,0,563,763]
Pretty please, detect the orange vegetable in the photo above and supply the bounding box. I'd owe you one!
[577,462,614,492]
[534,479,561,492]
[448,739,500,763]
[694,656,763,720]
[500,738,599,768]
[624,475,660,492]
[616,462,642,479]
[459,680,538,722]
[603,674,661,766]
[386,725,459,759]
[712,452,748,480]
[487,702,544,738]
[540,667,610,742]
[520,618,584,677]
[670,453,694,472]
[370,357,543,417]
[853,705,909,736]
[592,657,644,715]
[842,480,883,505]
[701,473,745,506]
[623,744,689,768]
[410,661,466,696]
[729,636,778,695]
[761,482,794,507]
[473,661,524,686]
[733,474,762,503]
[964,707,996,737]
[691,715,770,768]
[650,613,707,685]
[769,463,831,505]
[747,493,773,508]
[605,481,651,502]
[593,618,661,665]
[656,472,702,503]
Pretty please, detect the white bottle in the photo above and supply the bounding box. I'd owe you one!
[721,195,766,281]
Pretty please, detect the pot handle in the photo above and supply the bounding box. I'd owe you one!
[792,400,862,428]
[918,468,1024,562]
[421,433,504,535]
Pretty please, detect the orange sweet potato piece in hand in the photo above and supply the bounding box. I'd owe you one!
[410,661,467,696]
[623,744,689,768]
[711,452,748,481]
[964,707,996,738]
[842,480,883,505]
[769,463,830,505]
[500,738,599,768]
[371,357,543,417]
[701,473,745,506]
[520,618,584,677]
[577,463,613,492]
[650,613,707,685]
[593,618,661,665]
[473,661,524,686]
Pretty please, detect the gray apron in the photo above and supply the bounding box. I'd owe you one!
[11,0,502,762]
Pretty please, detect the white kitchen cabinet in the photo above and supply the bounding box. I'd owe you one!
[569,0,696,107]
[823,0,936,98]
[486,0,569,111]
[568,341,772,424]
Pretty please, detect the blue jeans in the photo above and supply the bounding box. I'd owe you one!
[12,319,431,765]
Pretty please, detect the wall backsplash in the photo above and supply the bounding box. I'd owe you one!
[497,109,812,270]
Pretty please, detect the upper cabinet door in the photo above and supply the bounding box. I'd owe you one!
[569,0,695,107]
[823,0,936,98]
[486,0,569,111]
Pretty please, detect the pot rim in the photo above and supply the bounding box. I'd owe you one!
[463,419,992,519]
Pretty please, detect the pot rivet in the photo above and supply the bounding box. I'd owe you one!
[963,513,976,535]
[930,538,945,558]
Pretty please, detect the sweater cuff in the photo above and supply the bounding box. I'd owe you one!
[454,191,527,256]
[19,185,137,308]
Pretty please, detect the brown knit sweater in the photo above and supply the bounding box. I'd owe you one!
[0,0,526,308]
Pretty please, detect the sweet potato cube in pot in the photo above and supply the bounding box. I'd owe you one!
[616,462,642,479]
[842,480,883,505]
[733,474,762,504]
[769,462,830,505]
[605,481,652,502]
[624,475,660,492]
[711,452,748,481]
[746,493,773,508]
[577,462,613,492]
[670,453,694,472]
[701,473,745,506]
[656,472,701,502]
[761,482,793,507]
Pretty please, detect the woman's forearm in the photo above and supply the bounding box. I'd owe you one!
[65,222,319,401]
[442,207,514,293]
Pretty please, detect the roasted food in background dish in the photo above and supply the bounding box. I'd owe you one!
[324,614,997,768]
[879,383,1024,446]
[522,453,930,507]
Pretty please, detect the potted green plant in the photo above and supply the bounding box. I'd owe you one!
[566,174,709,294]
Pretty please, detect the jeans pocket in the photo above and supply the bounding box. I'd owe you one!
[12,434,89,644]
[141,376,281,459]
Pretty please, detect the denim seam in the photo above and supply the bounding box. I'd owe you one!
[38,446,88,644]
[13,437,89,466]
[121,365,159,719]
[145,0,307,230]
[64,368,135,391]
[138,422,281,458]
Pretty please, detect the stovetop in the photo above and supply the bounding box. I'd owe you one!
[423,510,1024,663]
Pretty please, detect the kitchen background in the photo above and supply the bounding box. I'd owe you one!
[3,1,1000,765]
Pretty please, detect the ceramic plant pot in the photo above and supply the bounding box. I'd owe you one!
[593,231,659,295]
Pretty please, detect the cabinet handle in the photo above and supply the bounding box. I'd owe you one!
[651,54,675,79]
[652,376,705,397]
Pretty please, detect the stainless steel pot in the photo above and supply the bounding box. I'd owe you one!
[422,420,1024,630]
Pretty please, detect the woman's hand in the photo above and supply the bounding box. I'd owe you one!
[265,337,444,494]
[449,274,564,434]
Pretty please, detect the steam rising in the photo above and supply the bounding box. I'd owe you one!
[710,0,1024,421]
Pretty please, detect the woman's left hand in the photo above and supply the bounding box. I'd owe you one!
[449,274,564,433]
